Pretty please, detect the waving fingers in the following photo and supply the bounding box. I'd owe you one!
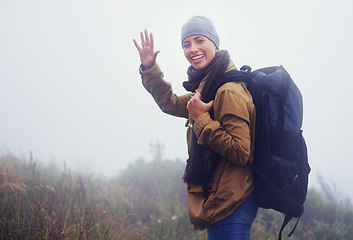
[140,31,146,46]
[144,29,150,46]
[149,31,155,49]
[133,29,160,69]
[133,38,141,51]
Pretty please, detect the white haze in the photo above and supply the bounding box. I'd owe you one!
[0,0,352,200]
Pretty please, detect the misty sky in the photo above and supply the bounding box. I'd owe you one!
[1,0,352,199]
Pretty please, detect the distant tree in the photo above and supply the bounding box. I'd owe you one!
[150,140,165,162]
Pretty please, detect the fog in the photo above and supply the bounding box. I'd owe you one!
[1,0,352,199]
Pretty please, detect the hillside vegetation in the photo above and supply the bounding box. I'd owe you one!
[1,152,352,239]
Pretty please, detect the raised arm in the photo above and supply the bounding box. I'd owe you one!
[133,30,190,118]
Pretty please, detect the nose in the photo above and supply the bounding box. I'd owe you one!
[190,43,198,54]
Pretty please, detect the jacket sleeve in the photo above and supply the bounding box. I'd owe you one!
[140,63,191,118]
[192,82,255,166]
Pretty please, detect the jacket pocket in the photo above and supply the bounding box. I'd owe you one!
[187,185,217,230]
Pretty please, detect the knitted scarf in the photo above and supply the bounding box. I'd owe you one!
[182,50,231,190]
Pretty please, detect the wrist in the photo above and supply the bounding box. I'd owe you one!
[140,63,154,72]
[142,62,154,70]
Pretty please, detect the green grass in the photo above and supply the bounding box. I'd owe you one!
[0,153,133,239]
[1,152,352,240]
[0,153,206,240]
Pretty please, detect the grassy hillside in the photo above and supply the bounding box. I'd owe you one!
[1,153,352,239]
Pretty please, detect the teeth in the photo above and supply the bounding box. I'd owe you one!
[192,55,204,61]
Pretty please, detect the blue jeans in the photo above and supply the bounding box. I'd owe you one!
[207,194,258,240]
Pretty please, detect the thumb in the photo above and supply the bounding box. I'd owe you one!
[206,100,214,110]
[153,50,160,59]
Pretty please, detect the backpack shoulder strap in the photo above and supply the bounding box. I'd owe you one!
[209,69,250,97]
[207,69,250,119]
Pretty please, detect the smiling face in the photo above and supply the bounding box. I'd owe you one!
[182,35,218,70]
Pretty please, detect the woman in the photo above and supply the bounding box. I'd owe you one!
[133,16,258,240]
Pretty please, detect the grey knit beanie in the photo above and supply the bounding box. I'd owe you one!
[181,16,220,49]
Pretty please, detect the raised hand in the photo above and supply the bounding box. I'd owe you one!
[133,30,160,70]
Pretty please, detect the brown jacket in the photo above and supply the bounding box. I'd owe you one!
[140,61,256,230]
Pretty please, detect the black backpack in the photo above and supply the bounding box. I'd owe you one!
[215,65,311,240]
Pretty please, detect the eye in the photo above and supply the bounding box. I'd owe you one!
[183,43,191,48]
[197,39,204,44]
